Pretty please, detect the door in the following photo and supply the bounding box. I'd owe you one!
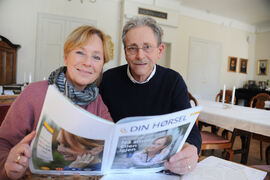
[35,13,96,81]
[187,38,222,100]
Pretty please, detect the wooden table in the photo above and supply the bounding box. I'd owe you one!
[198,99,270,164]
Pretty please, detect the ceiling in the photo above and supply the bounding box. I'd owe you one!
[179,0,270,26]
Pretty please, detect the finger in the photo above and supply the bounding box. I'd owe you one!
[5,161,27,175]
[16,155,29,168]
[15,143,32,158]
[18,131,36,145]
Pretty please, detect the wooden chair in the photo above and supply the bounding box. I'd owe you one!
[0,95,17,126]
[215,89,236,104]
[250,93,270,161]
[188,92,234,161]
[0,104,11,126]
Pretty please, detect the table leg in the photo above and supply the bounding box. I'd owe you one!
[266,145,270,165]
[231,128,252,164]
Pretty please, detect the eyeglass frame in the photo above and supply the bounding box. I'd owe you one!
[124,44,158,55]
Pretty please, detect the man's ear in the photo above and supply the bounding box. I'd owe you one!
[157,43,165,59]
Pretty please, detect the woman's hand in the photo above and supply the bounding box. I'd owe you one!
[69,153,95,168]
[164,142,198,175]
[4,131,36,179]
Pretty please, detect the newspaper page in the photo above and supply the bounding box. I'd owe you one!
[104,106,201,174]
[29,85,202,176]
[29,85,115,175]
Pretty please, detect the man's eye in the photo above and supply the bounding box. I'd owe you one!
[144,45,151,49]
[76,51,85,55]
[128,47,137,51]
[93,55,101,60]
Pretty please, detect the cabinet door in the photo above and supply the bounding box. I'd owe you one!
[0,47,17,85]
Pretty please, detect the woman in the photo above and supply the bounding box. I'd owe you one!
[131,135,172,168]
[56,128,104,171]
[0,25,112,179]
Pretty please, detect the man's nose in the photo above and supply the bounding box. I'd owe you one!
[136,48,145,60]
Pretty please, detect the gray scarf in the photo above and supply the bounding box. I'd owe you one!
[48,66,98,106]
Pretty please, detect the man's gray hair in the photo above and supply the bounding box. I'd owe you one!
[122,16,163,47]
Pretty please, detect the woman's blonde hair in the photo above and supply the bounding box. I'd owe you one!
[64,25,110,63]
[60,129,104,152]
[143,135,172,154]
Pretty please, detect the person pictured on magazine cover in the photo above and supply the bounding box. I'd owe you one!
[131,135,172,168]
[56,128,104,171]
[0,25,113,179]
[99,16,202,175]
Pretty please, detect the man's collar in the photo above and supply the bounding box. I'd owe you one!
[127,64,156,84]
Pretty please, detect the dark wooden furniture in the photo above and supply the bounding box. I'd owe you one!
[0,35,21,85]
[236,88,270,106]
[0,95,17,125]
[250,93,270,161]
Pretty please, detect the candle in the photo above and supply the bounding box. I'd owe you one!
[29,73,32,83]
[231,86,236,105]
[222,85,226,103]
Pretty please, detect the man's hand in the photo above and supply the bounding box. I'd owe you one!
[164,142,198,175]
[4,131,36,179]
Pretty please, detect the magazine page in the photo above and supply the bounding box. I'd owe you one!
[105,106,201,174]
[29,85,115,176]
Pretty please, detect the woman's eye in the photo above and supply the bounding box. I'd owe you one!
[93,55,101,61]
[76,51,85,55]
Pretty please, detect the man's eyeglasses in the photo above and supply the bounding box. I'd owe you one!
[125,45,156,55]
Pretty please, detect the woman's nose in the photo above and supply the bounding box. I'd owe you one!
[83,56,93,66]
[57,145,64,152]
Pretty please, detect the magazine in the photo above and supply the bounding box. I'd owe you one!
[29,85,202,175]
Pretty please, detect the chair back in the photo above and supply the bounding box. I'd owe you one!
[0,104,11,126]
[215,90,236,104]
[250,93,270,109]
[188,92,199,125]
[188,92,198,107]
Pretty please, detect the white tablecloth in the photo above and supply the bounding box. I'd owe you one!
[198,99,270,137]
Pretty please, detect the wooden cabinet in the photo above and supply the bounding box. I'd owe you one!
[0,35,20,85]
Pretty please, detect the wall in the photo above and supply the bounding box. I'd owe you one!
[255,31,270,81]
[174,15,255,90]
[0,0,121,83]
[0,0,269,89]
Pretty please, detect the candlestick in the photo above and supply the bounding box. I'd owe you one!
[231,86,236,105]
[222,85,226,104]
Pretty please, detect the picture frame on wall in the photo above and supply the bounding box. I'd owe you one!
[257,59,269,75]
[228,56,237,72]
[239,58,248,74]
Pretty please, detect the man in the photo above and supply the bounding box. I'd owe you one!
[99,16,201,175]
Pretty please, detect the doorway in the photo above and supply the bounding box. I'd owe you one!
[187,37,222,100]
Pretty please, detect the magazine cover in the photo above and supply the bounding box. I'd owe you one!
[29,85,202,175]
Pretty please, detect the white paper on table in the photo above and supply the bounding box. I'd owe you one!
[4,90,14,95]
[182,156,267,180]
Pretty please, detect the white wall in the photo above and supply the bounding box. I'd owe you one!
[175,15,256,90]
[0,0,121,83]
[0,0,269,89]
[255,31,270,81]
